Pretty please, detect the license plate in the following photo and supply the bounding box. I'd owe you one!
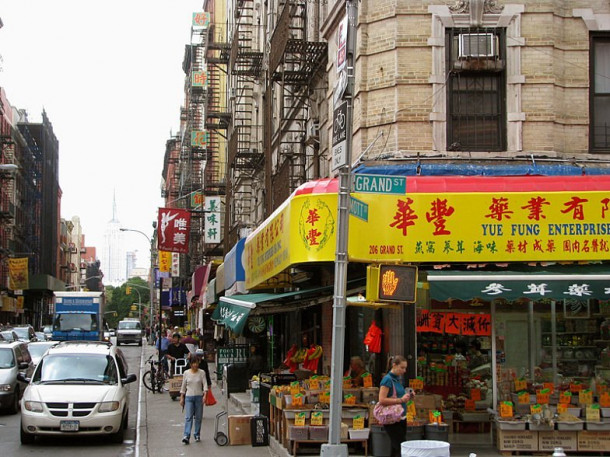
[60,420,79,432]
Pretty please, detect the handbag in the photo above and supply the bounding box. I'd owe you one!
[205,389,217,406]
[373,380,404,425]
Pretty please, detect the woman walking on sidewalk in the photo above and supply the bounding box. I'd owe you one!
[179,355,209,444]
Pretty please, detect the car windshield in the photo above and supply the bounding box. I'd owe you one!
[12,327,29,338]
[118,321,141,330]
[1,331,15,342]
[33,354,118,384]
[0,348,15,369]
[53,313,99,332]
[28,343,56,362]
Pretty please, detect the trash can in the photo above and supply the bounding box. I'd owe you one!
[424,423,449,441]
[406,424,424,440]
[370,425,392,457]
[250,415,269,447]
[401,440,450,457]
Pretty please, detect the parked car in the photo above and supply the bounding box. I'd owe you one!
[34,332,45,342]
[42,325,53,341]
[0,330,19,342]
[26,341,58,367]
[0,341,35,414]
[19,341,137,444]
[10,326,37,342]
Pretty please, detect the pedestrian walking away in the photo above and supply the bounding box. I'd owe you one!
[179,355,209,444]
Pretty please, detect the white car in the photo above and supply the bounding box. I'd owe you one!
[18,341,137,444]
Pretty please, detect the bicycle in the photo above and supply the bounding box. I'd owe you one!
[142,354,170,393]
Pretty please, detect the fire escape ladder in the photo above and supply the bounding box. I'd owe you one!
[267,1,327,209]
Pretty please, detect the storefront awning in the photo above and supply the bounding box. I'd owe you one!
[212,285,339,334]
[427,266,610,301]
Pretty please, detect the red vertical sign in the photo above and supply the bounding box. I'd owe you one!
[157,208,191,254]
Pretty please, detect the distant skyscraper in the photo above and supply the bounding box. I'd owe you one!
[101,192,126,286]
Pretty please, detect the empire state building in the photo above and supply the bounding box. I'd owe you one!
[101,193,126,286]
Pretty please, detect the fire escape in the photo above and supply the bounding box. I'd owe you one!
[182,24,209,270]
[0,107,16,288]
[266,0,327,212]
[203,14,230,256]
[227,0,264,249]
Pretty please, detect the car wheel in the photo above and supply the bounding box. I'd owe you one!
[8,387,19,414]
[20,422,35,445]
[138,340,142,346]
[110,412,126,443]
[123,408,129,429]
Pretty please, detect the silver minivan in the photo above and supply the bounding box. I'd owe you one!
[116,319,142,346]
[0,341,35,413]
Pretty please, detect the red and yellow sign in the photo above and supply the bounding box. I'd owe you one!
[244,176,610,289]
[417,310,491,336]
[158,250,172,273]
[8,257,28,290]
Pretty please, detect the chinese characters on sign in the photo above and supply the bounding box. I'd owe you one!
[204,196,222,244]
[480,281,596,298]
[171,253,180,278]
[192,12,210,28]
[192,70,208,88]
[417,310,491,336]
[191,130,209,148]
[157,208,191,254]
[350,190,610,262]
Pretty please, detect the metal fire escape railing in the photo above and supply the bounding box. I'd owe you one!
[267,0,327,212]
[14,124,42,274]
[227,0,264,248]
[204,21,230,196]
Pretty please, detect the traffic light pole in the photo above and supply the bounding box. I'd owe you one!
[321,2,356,456]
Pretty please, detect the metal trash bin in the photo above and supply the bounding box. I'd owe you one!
[370,425,392,457]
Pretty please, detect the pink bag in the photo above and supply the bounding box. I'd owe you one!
[373,382,404,425]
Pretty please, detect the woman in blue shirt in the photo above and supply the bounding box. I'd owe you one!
[378,355,413,457]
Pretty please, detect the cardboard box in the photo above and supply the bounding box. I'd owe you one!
[168,376,183,394]
[229,415,253,445]
[538,431,578,452]
[496,429,538,451]
[578,430,610,451]
[414,394,442,410]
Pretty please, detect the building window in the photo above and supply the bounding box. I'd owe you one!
[591,34,610,152]
[446,28,506,152]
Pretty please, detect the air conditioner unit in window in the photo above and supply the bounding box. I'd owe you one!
[309,122,319,138]
[458,33,497,58]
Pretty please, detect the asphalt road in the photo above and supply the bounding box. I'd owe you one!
[0,338,143,456]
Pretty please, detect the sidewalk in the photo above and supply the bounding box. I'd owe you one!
[136,343,505,456]
[137,343,276,457]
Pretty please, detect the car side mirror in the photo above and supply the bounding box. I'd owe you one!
[19,362,30,370]
[17,373,31,383]
[122,374,137,385]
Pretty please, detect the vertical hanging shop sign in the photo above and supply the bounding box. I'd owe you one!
[192,69,208,89]
[192,12,210,28]
[171,253,180,278]
[204,196,222,244]
[336,15,348,74]
[8,257,29,290]
[191,130,209,148]
[158,250,172,273]
[157,208,191,254]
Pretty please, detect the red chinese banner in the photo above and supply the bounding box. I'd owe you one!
[416,310,491,336]
[157,208,191,254]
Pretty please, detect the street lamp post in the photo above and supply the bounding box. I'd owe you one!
[127,284,142,320]
[120,227,155,344]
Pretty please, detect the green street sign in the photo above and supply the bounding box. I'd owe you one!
[349,196,368,222]
[353,174,406,195]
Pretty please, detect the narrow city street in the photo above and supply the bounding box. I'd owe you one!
[0,339,140,457]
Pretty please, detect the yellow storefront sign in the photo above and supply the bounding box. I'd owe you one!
[8,257,29,290]
[244,186,610,289]
[158,250,172,273]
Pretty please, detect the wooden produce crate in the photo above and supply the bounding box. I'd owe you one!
[496,429,538,452]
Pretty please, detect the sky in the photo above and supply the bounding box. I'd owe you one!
[0,0,203,268]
